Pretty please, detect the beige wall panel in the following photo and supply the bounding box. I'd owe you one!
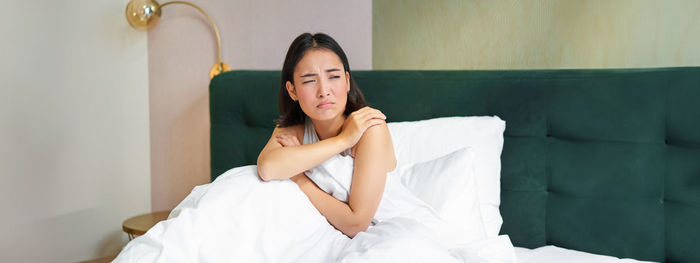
[373,0,700,69]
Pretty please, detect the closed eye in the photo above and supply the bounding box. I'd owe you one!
[302,79,315,84]
[330,76,340,79]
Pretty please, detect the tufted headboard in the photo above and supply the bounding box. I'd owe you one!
[209,67,700,262]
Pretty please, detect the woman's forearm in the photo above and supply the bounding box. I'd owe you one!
[292,174,369,238]
[257,136,349,181]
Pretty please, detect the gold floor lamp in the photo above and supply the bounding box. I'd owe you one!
[125,0,231,79]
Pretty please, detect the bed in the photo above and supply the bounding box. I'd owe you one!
[208,67,700,263]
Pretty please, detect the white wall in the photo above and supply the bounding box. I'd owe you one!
[0,0,151,262]
[148,0,372,211]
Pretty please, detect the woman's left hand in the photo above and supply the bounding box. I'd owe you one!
[276,134,301,147]
[276,134,307,183]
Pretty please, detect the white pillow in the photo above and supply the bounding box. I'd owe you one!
[398,147,486,242]
[388,116,506,237]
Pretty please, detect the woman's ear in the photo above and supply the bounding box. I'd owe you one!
[345,72,351,92]
[285,81,298,101]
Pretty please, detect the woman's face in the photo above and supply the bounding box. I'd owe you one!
[286,48,350,122]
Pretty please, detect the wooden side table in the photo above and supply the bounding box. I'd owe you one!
[76,254,117,263]
[122,211,171,240]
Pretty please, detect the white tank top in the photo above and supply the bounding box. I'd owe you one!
[302,118,355,203]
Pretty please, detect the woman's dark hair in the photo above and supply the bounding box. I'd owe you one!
[276,32,366,127]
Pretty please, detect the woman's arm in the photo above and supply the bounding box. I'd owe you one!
[257,107,386,181]
[257,125,350,181]
[290,122,396,238]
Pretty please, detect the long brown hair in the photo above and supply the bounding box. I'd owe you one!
[276,33,366,127]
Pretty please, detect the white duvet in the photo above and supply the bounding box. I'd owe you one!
[514,246,656,263]
[114,165,517,263]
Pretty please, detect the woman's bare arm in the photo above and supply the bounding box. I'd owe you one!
[257,107,386,181]
[256,125,349,181]
[292,123,396,237]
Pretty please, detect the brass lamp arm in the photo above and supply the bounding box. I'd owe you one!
[125,0,231,79]
[161,1,223,64]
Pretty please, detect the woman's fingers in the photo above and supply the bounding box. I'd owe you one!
[356,107,385,118]
[276,134,300,147]
[347,107,386,134]
[352,107,386,123]
[364,116,386,129]
[279,135,299,145]
[365,112,386,122]
[366,119,385,130]
[359,111,386,127]
[277,137,296,147]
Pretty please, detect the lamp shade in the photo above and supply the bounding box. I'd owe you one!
[126,0,162,30]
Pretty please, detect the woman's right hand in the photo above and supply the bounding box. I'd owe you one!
[339,107,387,147]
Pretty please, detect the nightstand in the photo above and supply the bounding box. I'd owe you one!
[122,211,171,240]
[76,254,117,263]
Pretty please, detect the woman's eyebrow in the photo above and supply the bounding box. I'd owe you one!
[299,68,341,78]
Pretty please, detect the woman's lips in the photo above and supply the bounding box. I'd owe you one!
[317,102,334,109]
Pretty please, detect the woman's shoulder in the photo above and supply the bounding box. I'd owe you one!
[354,122,396,171]
[362,122,390,138]
[352,122,392,152]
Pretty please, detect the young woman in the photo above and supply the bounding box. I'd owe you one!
[257,32,396,238]
[254,34,514,260]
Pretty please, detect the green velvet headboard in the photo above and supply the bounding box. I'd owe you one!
[209,67,700,263]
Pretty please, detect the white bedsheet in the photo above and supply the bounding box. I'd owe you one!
[114,165,516,263]
[514,246,657,263]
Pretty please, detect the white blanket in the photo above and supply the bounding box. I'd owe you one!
[114,166,516,263]
[514,246,656,263]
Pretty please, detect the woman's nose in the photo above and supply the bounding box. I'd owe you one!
[317,79,331,98]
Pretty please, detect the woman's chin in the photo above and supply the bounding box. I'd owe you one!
[308,109,342,122]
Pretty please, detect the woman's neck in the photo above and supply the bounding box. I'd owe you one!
[311,115,345,141]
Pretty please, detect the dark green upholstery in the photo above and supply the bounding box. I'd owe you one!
[209,67,700,263]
